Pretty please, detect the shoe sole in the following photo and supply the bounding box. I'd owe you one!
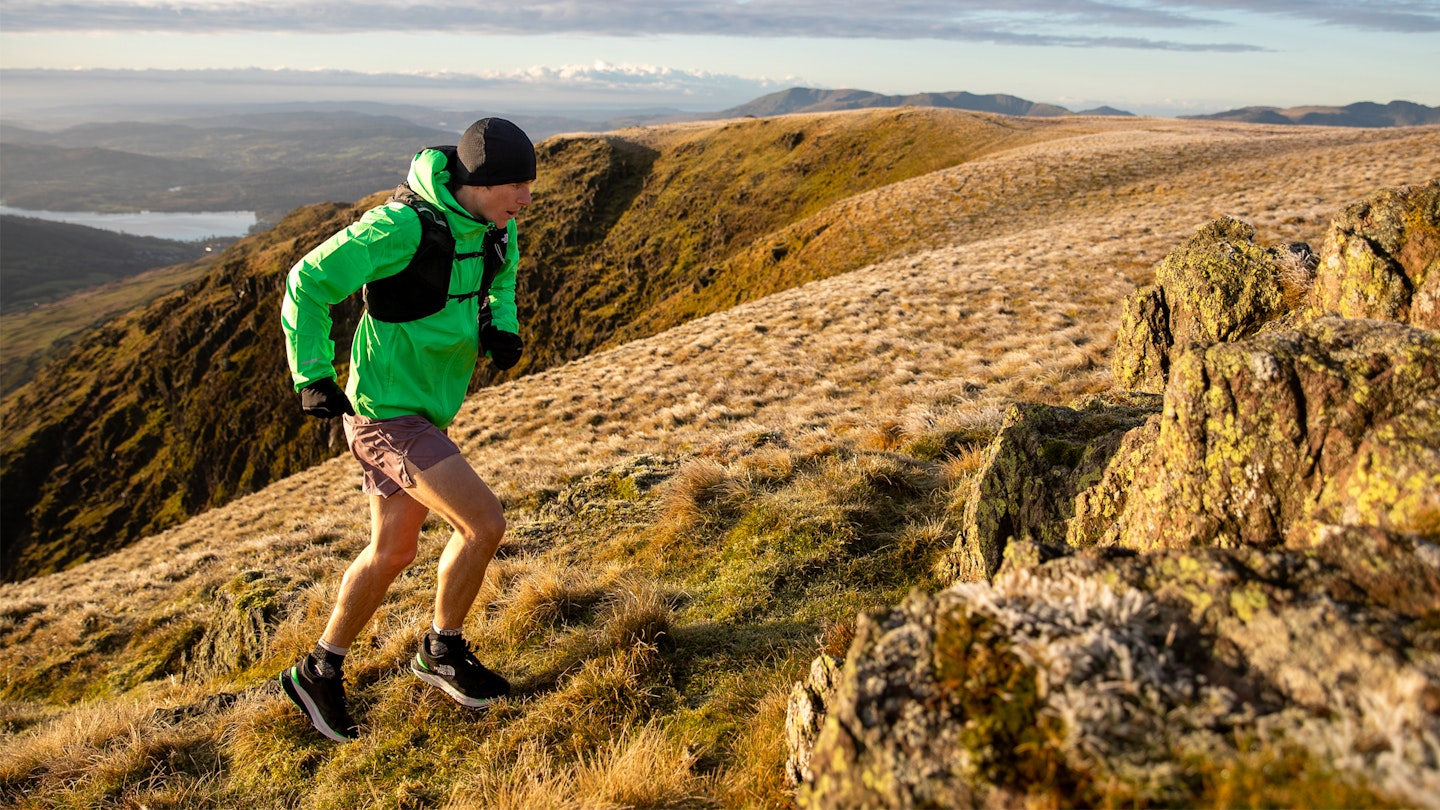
[280,666,354,743]
[411,656,501,709]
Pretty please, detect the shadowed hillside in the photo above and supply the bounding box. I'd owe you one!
[0,114,1434,805]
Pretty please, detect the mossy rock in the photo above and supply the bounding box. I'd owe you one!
[1111,285,1171,393]
[794,546,1429,808]
[1113,216,1290,393]
[1309,178,1440,328]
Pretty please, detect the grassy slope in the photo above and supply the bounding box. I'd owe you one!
[0,108,1127,582]
[0,116,1436,808]
[515,109,1070,372]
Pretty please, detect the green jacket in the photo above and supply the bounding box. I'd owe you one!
[280,147,520,429]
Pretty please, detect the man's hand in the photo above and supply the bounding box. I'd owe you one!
[300,378,355,418]
[481,325,524,370]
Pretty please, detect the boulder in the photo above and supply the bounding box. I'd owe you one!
[1113,217,1292,392]
[1309,179,1440,328]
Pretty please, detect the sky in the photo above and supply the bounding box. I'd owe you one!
[1,0,1438,124]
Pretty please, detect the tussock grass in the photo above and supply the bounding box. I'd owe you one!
[2,113,1438,807]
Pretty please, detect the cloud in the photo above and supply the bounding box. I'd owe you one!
[0,0,1288,50]
[6,1,1436,51]
[0,65,793,112]
[1173,0,1440,33]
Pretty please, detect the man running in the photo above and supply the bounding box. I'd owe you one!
[278,118,535,742]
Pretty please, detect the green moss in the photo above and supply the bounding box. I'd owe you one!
[110,616,207,691]
[1183,736,1402,809]
[932,608,1072,792]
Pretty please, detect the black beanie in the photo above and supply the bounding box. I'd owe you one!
[449,118,536,187]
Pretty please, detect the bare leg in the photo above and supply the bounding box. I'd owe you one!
[402,454,507,630]
[321,490,429,648]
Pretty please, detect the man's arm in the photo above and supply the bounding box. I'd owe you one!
[280,204,422,390]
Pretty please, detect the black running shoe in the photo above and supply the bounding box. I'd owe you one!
[411,632,510,708]
[280,654,357,742]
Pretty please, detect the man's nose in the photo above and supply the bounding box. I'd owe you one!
[518,187,532,206]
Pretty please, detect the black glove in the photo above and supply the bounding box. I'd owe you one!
[481,325,524,370]
[300,377,355,418]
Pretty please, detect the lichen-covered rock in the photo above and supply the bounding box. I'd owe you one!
[1309,179,1440,329]
[1111,285,1171,393]
[1113,217,1290,392]
[795,544,1440,809]
[948,395,1159,580]
[1116,316,1439,551]
[798,187,1440,807]
[784,653,842,787]
[1066,412,1161,549]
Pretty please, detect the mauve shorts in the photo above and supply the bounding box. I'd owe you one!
[342,414,461,497]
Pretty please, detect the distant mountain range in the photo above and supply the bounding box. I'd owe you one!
[714,88,1130,119]
[717,89,1440,128]
[1182,100,1440,128]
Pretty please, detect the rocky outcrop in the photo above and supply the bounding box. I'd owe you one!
[1105,316,1439,551]
[795,539,1440,808]
[951,315,1438,575]
[947,393,1160,580]
[1308,178,1439,328]
[794,184,1440,807]
[1112,217,1296,393]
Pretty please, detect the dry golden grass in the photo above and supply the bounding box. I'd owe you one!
[2,113,1437,808]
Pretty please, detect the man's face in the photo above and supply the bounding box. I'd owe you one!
[453,182,532,227]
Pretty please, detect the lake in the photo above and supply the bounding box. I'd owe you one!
[0,206,258,241]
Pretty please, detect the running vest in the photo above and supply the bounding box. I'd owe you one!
[362,183,508,324]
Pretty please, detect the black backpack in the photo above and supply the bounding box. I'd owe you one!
[362,182,507,324]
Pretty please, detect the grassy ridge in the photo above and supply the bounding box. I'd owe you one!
[513,109,1072,374]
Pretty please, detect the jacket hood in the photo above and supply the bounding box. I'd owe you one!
[406,147,493,237]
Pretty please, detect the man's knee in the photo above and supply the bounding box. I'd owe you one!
[464,509,506,550]
[371,543,418,576]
